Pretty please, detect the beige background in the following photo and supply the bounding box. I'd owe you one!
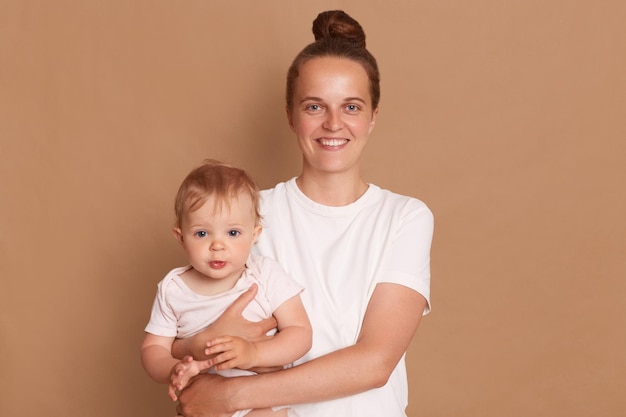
[1,1,624,416]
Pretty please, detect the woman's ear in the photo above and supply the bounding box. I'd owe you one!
[172,227,184,245]
[286,106,295,131]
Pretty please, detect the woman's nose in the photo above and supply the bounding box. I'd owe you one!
[322,109,343,131]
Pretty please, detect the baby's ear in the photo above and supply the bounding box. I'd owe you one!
[253,225,263,243]
[172,227,184,244]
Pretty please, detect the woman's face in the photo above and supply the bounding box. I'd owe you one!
[287,57,378,177]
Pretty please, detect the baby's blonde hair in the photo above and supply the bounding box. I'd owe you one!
[174,160,261,228]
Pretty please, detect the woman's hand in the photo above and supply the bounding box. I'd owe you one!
[176,373,233,417]
[172,284,278,360]
[175,283,428,415]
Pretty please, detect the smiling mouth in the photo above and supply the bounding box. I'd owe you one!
[318,138,349,147]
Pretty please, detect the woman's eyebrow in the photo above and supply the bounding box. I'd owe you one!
[344,96,366,104]
[299,96,323,103]
[299,96,367,104]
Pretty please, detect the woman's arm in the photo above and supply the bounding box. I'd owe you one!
[177,283,427,416]
[171,284,278,360]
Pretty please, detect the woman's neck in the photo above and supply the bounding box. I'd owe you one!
[296,171,368,207]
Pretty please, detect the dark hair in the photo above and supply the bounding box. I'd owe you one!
[174,160,261,228]
[286,10,380,110]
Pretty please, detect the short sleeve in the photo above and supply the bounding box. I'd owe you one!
[144,278,179,337]
[377,201,434,314]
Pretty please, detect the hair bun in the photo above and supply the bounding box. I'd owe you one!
[312,10,366,48]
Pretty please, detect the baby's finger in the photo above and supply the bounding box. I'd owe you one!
[205,341,231,356]
[206,335,233,347]
[180,355,194,368]
[214,357,240,371]
[196,359,213,373]
[205,350,235,368]
[172,356,193,374]
[168,384,179,402]
[174,371,191,390]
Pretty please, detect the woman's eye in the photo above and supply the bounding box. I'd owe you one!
[195,231,207,238]
[228,230,241,237]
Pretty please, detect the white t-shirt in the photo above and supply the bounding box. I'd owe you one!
[252,178,434,417]
[145,255,303,339]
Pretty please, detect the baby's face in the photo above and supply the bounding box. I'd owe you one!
[175,193,261,286]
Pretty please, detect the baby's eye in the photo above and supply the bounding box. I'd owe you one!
[228,230,241,237]
[194,231,207,238]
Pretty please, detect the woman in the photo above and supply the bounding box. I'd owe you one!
[173,10,434,417]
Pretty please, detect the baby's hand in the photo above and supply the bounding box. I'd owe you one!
[205,335,257,370]
[168,356,212,401]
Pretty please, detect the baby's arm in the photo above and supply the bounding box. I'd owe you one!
[205,294,312,370]
[141,333,211,401]
[141,333,179,383]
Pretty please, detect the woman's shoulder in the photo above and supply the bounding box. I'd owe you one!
[260,178,295,197]
[259,178,298,215]
[365,185,434,230]
[369,184,431,212]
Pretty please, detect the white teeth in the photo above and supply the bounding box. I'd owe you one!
[319,138,347,147]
